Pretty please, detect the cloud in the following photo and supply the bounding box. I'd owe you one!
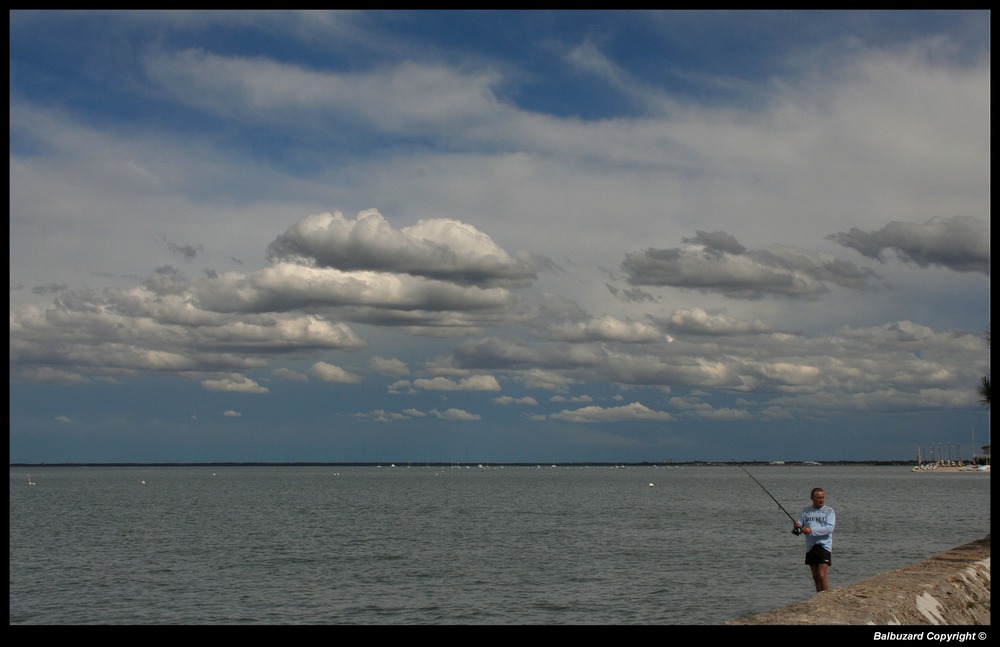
[266,210,541,288]
[667,396,704,409]
[195,263,515,323]
[355,409,411,422]
[494,395,538,405]
[667,396,753,420]
[620,231,879,299]
[452,336,738,388]
[11,367,89,384]
[657,307,777,336]
[430,408,481,421]
[54,415,72,424]
[9,287,367,384]
[683,230,747,255]
[370,356,409,376]
[352,406,482,421]
[354,407,433,422]
[540,315,667,343]
[520,369,578,392]
[223,410,241,417]
[144,49,506,135]
[30,284,69,295]
[442,320,987,414]
[549,402,672,422]
[606,284,658,303]
[387,380,416,394]
[310,361,362,383]
[160,237,204,261]
[201,374,269,393]
[827,216,989,274]
[411,375,501,391]
[11,202,563,386]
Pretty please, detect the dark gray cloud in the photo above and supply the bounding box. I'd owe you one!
[620,231,878,299]
[168,242,203,260]
[143,265,189,296]
[827,216,989,274]
[606,283,657,303]
[156,234,204,261]
[682,230,746,255]
[30,283,69,295]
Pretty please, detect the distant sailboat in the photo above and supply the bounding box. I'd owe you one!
[27,475,36,486]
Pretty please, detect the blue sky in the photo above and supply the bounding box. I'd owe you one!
[9,11,991,464]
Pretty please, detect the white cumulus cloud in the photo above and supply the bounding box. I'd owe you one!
[549,402,672,422]
[310,361,362,383]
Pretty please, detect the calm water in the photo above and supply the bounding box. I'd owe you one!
[9,464,990,625]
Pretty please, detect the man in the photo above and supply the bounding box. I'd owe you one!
[793,487,835,592]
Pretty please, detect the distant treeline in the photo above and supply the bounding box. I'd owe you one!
[10,460,921,467]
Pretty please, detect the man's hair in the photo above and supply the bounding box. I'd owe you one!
[811,487,824,497]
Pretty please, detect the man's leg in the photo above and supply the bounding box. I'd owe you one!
[810,563,829,592]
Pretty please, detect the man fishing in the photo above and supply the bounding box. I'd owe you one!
[793,487,836,592]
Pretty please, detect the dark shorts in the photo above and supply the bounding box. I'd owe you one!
[805,545,832,566]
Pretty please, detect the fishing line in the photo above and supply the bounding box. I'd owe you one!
[733,460,801,535]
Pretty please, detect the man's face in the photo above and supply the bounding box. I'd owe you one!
[811,490,826,508]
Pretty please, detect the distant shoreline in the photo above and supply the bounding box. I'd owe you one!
[9,460,986,468]
[910,464,990,473]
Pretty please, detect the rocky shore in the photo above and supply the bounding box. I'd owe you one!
[728,535,990,625]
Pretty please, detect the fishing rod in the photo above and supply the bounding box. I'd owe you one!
[733,460,801,535]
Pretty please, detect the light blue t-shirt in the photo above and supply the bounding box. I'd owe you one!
[799,504,835,552]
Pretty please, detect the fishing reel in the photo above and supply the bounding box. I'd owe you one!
[791,527,802,536]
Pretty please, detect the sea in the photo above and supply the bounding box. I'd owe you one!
[8,464,991,626]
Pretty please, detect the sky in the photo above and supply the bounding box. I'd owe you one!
[9,10,991,465]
